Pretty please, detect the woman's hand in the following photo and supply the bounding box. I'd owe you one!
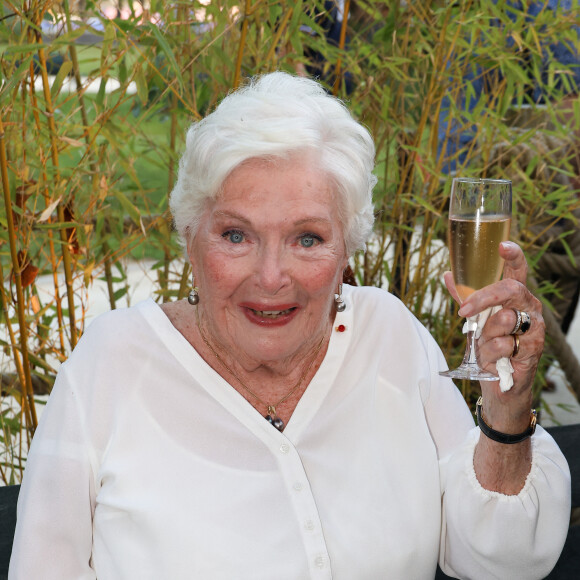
[444,241,545,493]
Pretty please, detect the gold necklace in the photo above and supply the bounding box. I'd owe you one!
[195,306,326,432]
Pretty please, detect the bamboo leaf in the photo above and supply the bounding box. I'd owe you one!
[50,60,73,99]
[101,20,116,68]
[3,43,46,55]
[113,287,128,301]
[560,237,577,268]
[25,352,55,374]
[114,190,142,225]
[35,221,84,230]
[147,22,184,89]
[135,66,148,106]
[0,56,32,98]
[59,135,85,148]
[96,77,108,107]
[37,197,62,222]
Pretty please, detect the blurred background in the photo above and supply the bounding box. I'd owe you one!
[1,0,580,484]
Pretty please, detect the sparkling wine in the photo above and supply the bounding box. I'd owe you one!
[449,216,511,302]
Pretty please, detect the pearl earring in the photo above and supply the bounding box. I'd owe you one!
[188,275,199,305]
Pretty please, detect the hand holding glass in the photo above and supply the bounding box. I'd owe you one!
[439,177,512,381]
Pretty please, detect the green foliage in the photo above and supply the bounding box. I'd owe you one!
[1,0,580,482]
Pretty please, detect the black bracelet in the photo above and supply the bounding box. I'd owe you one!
[476,397,537,444]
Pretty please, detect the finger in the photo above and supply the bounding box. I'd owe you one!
[443,271,461,304]
[478,331,542,378]
[477,306,521,339]
[458,278,533,318]
[500,241,528,285]
[478,334,519,364]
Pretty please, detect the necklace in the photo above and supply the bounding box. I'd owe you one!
[195,307,326,432]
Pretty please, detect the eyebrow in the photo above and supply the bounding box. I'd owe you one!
[293,217,333,227]
[214,210,251,224]
[214,211,333,227]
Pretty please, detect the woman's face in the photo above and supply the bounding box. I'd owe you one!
[188,155,348,370]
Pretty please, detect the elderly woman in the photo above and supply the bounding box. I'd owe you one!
[9,72,570,579]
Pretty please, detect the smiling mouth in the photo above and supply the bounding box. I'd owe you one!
[250,307,296,318]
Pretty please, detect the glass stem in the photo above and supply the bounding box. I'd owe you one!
[462,330,479,366]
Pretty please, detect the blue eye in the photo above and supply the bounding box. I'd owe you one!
[223,230,244,244]
[299,234,320,248]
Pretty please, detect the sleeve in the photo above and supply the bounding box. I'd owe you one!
[8,364,97,580]
[421,335,571,580]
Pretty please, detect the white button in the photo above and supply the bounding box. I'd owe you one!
[279,443,289,454]
[304,519,315,531]
[315,555,325,569]
[293,482,303,491]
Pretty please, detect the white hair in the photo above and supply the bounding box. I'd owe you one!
[169,72,377,256]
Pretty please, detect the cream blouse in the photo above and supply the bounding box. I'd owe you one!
[9,285,571,579]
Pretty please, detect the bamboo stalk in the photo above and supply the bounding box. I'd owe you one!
[0,116,38,432]
[0,260,32,475]
[25,41,67,356]
[102,242,117,310]
[178,262,191,301]
[265,7,293,65]
[159,3,188,302]
[233,0,252,89]
[63,0,96,175]
[332,0,351,96]
[33,16,78,348]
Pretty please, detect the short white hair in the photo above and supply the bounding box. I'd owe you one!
[169,72,377,256]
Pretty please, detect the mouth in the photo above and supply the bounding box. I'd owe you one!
[249,307,296,319]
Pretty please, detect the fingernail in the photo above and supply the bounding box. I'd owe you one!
[458,304,472,317]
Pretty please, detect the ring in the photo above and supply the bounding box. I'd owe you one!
[511,309,531,335]
[511,334,520,358]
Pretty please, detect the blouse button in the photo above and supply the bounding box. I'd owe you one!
[304,519,315,531]
[279,443,289,454]
[293,482,303,491]
[315,555,325,569]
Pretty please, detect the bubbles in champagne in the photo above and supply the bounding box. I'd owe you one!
[449,216,511,302]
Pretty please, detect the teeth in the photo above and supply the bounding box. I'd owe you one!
[252,308,293,318]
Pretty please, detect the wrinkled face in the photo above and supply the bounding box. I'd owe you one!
[188,155,348,369]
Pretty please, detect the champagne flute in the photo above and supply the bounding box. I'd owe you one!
[439,177,512,381]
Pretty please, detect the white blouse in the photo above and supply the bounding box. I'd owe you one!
[9,285,571,579]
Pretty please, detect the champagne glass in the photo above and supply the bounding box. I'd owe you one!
[439,177,512,381]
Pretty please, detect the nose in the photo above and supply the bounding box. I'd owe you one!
[255,245,291,294]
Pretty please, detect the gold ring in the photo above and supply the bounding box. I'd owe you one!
[511,334,520,358]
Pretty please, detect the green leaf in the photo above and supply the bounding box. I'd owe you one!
[559,237,578,268]
[147,22,184,89]
[119,55,128,85]
[102,20,116,65]
[25,352,56,374]
[113,287,128,300]
[50,60,73,99]
[114,190,142,226]
[3,43,46,55]
[35,221,84,230]
[0,55,32,99]
[96,76,108,107]
[135,65,148,106]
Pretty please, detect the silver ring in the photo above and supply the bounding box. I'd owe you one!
[517,311,531,335]
[510,308,522,334]
[511,308,531,335]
